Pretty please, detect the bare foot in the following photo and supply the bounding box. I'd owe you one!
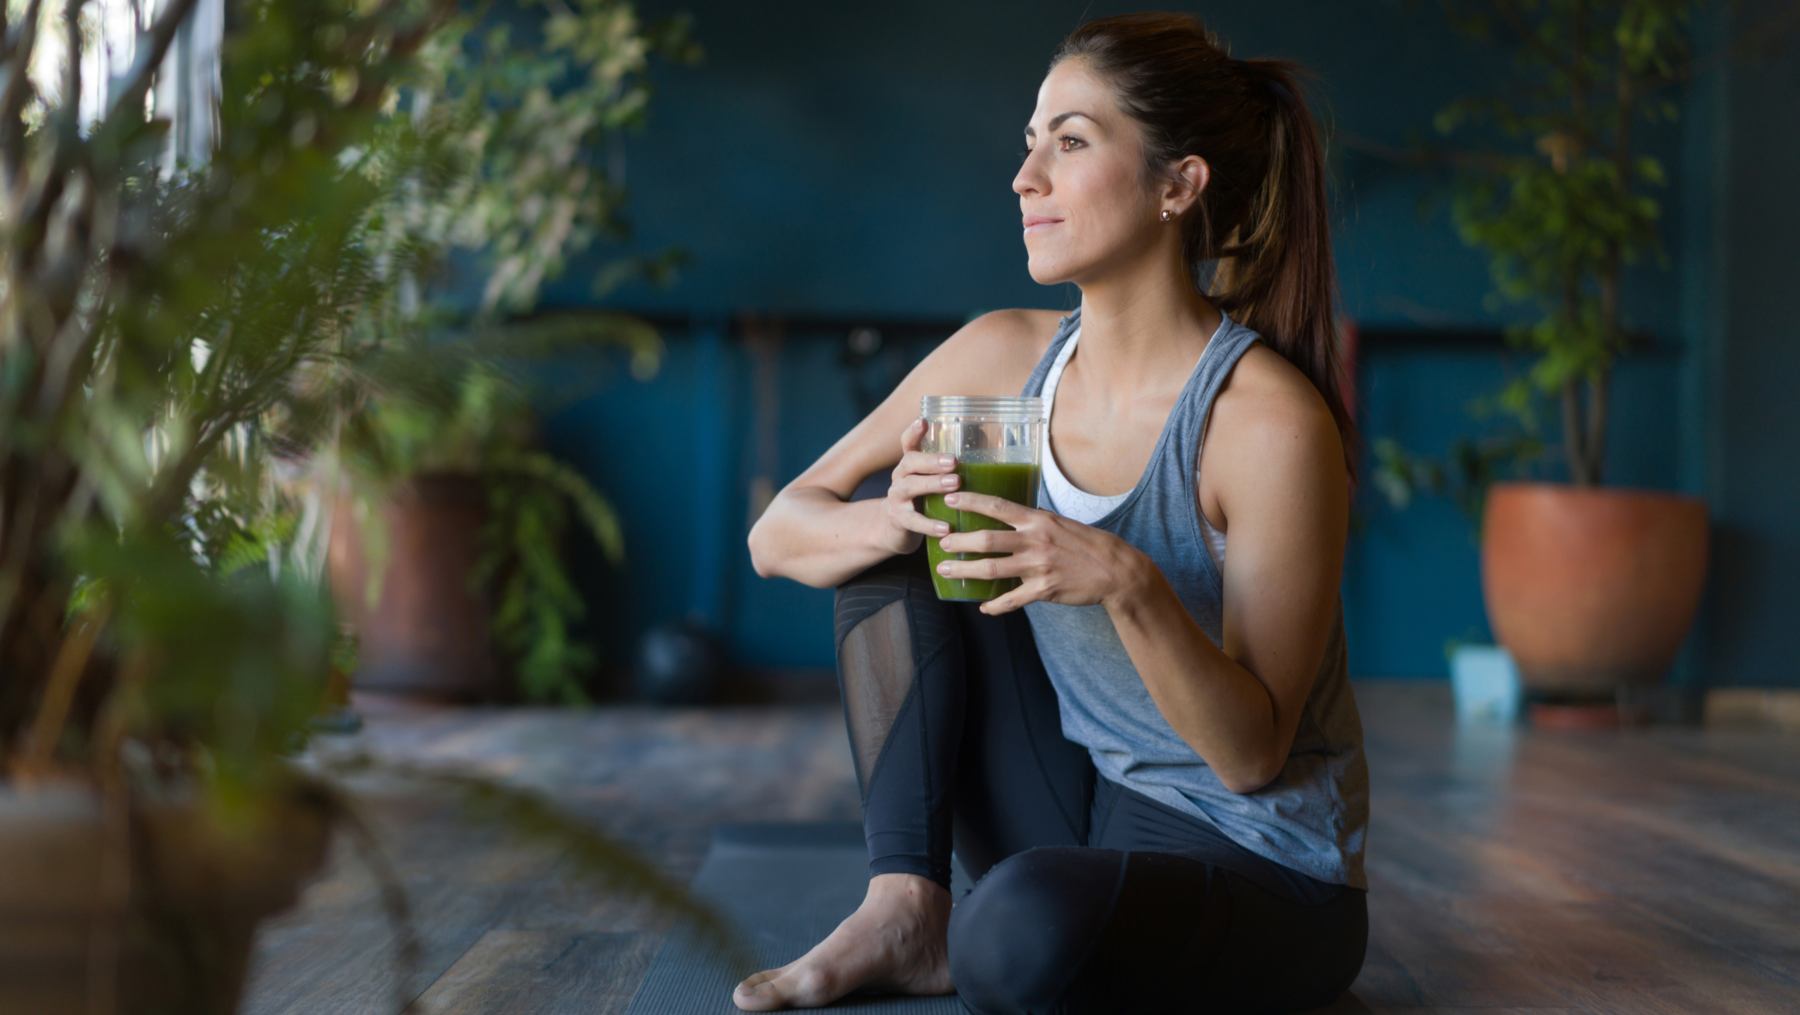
[731,872,954,1010]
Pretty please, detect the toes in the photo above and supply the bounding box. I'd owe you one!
[734,971,784,1007]
[733,971,784,1011]
[785,964,842,1006]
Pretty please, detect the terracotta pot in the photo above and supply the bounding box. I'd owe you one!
[328,471,504,701]
[0,779,334,1014]
[1481,481,1709,695]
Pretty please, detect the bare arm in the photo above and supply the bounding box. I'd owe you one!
[748,486,909,588]
[747,309,1049,589]
[1106,382,1349,793]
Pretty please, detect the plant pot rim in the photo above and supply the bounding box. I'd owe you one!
[0,769,336,911]
[0,770,338,1014]
[1489,480,1706,507]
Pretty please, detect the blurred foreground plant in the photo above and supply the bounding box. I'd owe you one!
[0,0,737,1008]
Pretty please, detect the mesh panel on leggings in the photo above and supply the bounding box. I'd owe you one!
[836,598,916,799]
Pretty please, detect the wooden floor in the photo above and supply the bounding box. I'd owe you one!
[242,681,1800,1014]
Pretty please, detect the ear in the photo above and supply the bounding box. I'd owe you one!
[1163,154,1210,212]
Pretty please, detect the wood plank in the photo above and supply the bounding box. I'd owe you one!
[411,930,658,1014]
[238,681,1800,1013]
[243,792,573,1014]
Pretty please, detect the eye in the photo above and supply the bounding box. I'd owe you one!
[1017,135,1083,164]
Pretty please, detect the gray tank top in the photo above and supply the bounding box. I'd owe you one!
[1020,306,1370,890]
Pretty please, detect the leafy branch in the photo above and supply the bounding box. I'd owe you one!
[1429,0,1703,487]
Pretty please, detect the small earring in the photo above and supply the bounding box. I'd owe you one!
[1160,208,1174,222]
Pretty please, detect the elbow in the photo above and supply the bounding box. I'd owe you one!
[1219,774,1257,796]
[1221,756,1280,796]
[1221,774,1269,796]
[747,525,775,580]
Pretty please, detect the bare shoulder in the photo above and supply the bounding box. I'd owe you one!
[779,308,1066,499]
[1204,343,1345,519]
[916,307,1063,394]
[968,307,1066,382]
[1216,344,1333,428]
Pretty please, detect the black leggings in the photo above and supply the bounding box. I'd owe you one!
[832,486,1367,1014]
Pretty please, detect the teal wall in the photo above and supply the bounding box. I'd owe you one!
[1697,0,1799,688]
[528,1,1783,688]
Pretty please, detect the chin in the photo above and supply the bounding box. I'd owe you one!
[1024,254,1074,287]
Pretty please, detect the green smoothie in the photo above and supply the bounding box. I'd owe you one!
[920,460,1041,602]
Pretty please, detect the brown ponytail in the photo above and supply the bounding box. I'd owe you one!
[1053,15,1359,485]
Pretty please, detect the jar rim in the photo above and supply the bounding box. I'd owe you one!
[920,395,1046,419]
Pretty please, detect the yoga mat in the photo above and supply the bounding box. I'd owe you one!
[625,822,971,1014]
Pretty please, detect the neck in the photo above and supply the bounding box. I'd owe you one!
[1069,251,1222,397]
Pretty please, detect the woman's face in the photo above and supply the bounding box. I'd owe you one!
[1013,58,1161,286]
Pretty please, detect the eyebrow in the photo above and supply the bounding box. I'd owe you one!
[1023,111,1096,138]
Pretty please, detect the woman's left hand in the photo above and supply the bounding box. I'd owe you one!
[935,491,1147,616]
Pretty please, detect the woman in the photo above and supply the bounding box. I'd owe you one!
[740,12,1368,1014]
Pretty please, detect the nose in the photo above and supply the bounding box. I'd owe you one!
[1012,149,1043,199]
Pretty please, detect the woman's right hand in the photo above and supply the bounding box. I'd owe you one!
[879,417,959,556]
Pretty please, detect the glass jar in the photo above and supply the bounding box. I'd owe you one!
[917,395,1047,602]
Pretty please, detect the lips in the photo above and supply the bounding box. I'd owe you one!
[1022,215,1063,230]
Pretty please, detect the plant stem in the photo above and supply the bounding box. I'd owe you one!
[1561,267,1594,485]
[15,595,111,779]
[1586,11,1641,491]
[1561,375,1592,485]
[1586,366,1609,486]
[0,0,48,186]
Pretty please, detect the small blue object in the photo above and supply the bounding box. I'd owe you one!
[635,618,725,706]
[1450,644,1521,724]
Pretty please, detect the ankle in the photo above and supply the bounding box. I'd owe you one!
[866,872,951,910]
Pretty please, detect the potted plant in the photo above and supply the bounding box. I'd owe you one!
[0,1,736,1009]
[1420,0,1711,725]
[304,0,695,705]
[326,343,645,705]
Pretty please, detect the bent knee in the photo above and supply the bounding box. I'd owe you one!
[948,847,1121,1012]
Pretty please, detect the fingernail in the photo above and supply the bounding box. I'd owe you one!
[936,522,950,534]
[945,493,960,505]
[938,563,951,574]
[938,455,954,468]
[940,474,958,488]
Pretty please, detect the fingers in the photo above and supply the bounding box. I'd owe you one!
[938,490,1028,524]
[899,416,925,453]
[896,419,953,469]
[886,418,968,543]
[892,462,958,491]
[888,418,960,540]
[888,497,952,540]
[885,464,959,539]
[979,588,1031,615]
[934,554,1017,582]
[893,449,957,482]
[938,529,1023,554]
[885,471,956,541]
[896,419,955,477]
